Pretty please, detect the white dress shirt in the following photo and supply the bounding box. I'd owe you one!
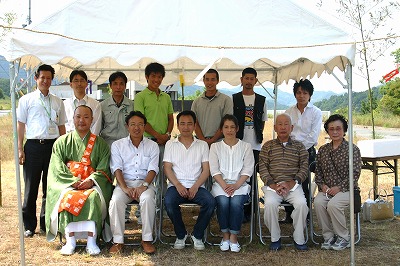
[64,95,102,135]
[285,102,322,150]
[209,139,254,197]
[163,137,209,188]
[17,89,67,139]
[110,136,159,181]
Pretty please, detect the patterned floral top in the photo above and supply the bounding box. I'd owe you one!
[315,139,362,192]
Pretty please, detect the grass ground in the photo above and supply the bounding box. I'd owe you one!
[0,115,399,265]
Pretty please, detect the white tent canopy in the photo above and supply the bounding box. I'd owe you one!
[4,0,355,85]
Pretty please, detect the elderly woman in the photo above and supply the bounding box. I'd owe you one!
[209,114,254,252]
[314,114,362,251]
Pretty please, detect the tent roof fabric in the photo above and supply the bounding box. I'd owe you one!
[3,0,355,85]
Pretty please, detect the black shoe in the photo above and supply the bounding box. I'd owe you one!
[269,238,282,251]
[294,241,308,251]
[24,230,34,237]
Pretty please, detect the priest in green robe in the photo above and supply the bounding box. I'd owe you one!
[46,105,113,256]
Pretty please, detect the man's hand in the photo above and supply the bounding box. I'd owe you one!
[176,183,189,198]
[123,186,137,199]
[156,133,170,145]
[188,185,199,200]
[18,149,25,165]
[134,185,148,200]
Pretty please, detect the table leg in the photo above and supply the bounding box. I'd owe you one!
[395,159,398,187]
[373,161,378,199]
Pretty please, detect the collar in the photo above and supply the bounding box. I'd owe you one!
[202,90,220,99]
[274,136,294,146]
[34,89,50,98]
[73,94,88,103]
[144,87,163,95]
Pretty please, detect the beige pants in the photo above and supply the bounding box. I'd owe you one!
[314,191,350,241]
[109,180,156,243]
[262,185,308,244]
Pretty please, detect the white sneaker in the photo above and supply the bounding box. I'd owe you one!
[331,236,350,251]
[190,235,205,250]
[219,239,230,251]
[86,244,101,256]
[230,242,241,252]
[321,236,336,250]
[173,235,188,249]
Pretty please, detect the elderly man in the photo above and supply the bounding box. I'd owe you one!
[46,105,113,256]
[259,113,309,251]
[108,111,159,255]
[163,110,216,250]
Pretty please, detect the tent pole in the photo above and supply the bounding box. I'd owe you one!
[346,64,355,266]
[9,61,26,266]
[272,72,278,139]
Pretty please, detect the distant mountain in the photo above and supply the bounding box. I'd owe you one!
[314,86,382,113]
[180,85,340,110]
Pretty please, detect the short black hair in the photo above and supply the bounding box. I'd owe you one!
[69,70,88,82]
[35,64,55,79]
[293,79,314,99]
[125,111,147,125]
[109,71,128,84]
[177,110,196,124]
[242,67,257,78]
[74,105,93,116]
[203,68,219,81]
[145,62,166,78]
[219,114,239,130]
[324,114,348,134]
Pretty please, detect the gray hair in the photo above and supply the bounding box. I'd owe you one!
[274,113,292,125]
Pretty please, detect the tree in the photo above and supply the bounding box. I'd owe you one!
[0,88,5,99]
[360,90,378,114]
[390,47,400,63]
[318,0,399,138]
[178,89,203,100]
[378,77,400,115]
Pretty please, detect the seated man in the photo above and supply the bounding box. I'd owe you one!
[46,105,113,256]
[108,111,159,254]
[259,113,309,251]
[163,110,216,250]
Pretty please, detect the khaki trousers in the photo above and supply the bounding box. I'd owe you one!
[314,191,350,241]
[262,185,308,244]
[109,180,156,243]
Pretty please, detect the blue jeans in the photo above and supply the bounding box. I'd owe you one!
[216,194,249,234]
[164,186,216,239]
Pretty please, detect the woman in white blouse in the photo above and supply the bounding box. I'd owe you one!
[210,114,254,252]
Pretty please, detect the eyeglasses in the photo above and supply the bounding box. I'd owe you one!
[129,123,144,128]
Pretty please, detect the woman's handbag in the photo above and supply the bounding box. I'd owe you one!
[363,188,394,223]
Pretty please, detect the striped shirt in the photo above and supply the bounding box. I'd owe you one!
[259,137,309,186]
[163,137,209,188]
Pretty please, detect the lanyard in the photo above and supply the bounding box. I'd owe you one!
[39,95,52,120]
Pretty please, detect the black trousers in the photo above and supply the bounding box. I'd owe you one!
[22,139,55,232]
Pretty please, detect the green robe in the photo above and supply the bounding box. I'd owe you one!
[45,131,113,242]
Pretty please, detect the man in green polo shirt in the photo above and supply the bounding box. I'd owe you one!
[134,62,174,200]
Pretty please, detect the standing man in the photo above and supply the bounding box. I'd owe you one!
[17,64,67,237]
[100,71,134,147]
[163,111,216,250]
[134,62,174,200]
[232,67,267,221]
[191,68,233,146]
[64,70,102,135]
[259,113,309,251]
[284,79,322,223]
[109,111,159,255]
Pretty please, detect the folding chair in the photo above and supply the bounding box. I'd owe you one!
[256,163,310,246]
[308,162,361,245]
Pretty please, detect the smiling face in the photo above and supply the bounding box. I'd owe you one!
[177,115,195,138]
[274,114,293,142]
[73,106,93,134]
[127,115,146,140]
[34,70,53,94]
[146,72,164,91]
[203,72,218,93]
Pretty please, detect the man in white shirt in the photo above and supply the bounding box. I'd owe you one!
[17,64,67,237]
[108,111,159,254]
[64,70,102,135]
[163,110,216,250]
[284,79,322,223]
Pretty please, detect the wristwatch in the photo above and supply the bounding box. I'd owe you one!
[142,181,149,188]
